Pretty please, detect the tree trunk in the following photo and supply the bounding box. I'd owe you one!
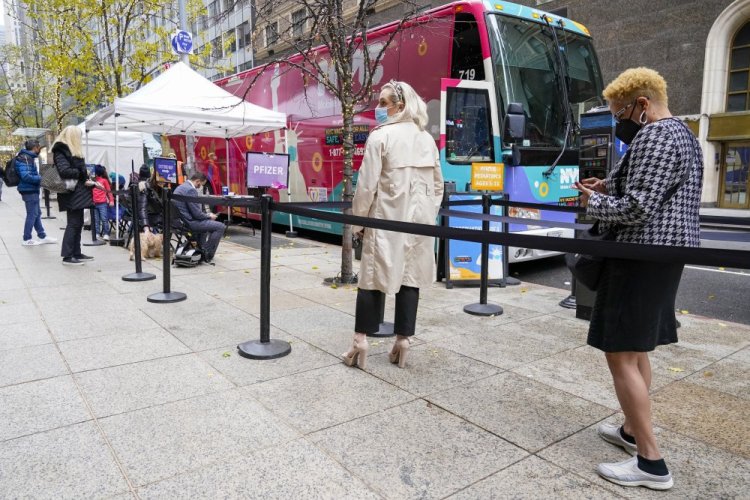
[340,93,355,283]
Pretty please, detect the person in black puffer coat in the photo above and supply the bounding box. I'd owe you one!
[52,125,97,266]
[134,164,164,232]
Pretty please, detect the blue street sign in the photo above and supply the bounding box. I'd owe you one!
[171,30,193,54]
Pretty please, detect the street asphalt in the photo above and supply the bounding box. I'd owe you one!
[510,240,750,326]
[0,188,748,499]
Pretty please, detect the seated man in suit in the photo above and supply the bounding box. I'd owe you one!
[173,172,225,263]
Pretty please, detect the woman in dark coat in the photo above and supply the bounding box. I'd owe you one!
[134,165,165,232]
[52,125,97,266]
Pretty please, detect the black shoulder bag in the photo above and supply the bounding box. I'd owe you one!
[566,154,691,291]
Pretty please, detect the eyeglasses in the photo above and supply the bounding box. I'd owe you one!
[613,101,635,124]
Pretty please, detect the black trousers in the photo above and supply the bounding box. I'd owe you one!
[61,208,84,258]
[355,286,419,336]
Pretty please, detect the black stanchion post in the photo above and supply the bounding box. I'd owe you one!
[123,183,156,282]
[41,189,55,219]
[83,206,106,247]
[238,195,292,359]
[463,194,503,317]
[367,293,395,338]
[148,187,187,303]
[559,277,577,309]
[560,207,580,309]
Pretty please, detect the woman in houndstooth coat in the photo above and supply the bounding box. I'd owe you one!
[575,68,702,491]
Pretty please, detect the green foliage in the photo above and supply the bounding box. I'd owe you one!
[1,0,213,135]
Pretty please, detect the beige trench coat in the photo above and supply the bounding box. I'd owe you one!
[352,119,444,294]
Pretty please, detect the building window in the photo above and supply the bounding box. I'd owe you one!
[240,60,254,72]
[237,21,251,49]
[259,0,273,16]
[292,9,306,38]
[225,29,236,53]
[208,1,218,20]
[211,36,223,59]
[265,22,279,47]
[727,21,750,112]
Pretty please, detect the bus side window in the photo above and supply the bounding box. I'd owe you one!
[445,87,494,164]
[451,13,486,81]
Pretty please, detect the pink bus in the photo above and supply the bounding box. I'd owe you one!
[180,0,604,262]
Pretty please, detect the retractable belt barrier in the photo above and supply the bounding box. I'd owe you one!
[170,193,750,269]
[164,192,750,363]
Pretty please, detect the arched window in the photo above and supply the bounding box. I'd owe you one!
[727,21,750,111]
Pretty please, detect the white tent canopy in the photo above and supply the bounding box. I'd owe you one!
[78,122,144,171]
[86,62,286,138]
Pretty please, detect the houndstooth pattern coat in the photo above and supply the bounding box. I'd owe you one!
[587,118,703,247]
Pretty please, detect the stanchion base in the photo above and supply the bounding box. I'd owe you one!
[559,294,577,309]
[367,321,395,338]
[504,277,522,286]
[147,291,187,303]
[285,231,298,238]
[463,302,504,317]
[237,339,292,360]
[41,216,56,220]
[109,238,125,247]
[83,240,107,247]
[122,272,156,282]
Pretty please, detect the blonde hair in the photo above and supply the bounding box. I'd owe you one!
[381,80,428,131]
[603,67,668,106]
[52,125,84,158]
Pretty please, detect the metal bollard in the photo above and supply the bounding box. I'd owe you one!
[463,193,503,317]
[123,183,156,282]
[83,206,106,247]
[238,195,292,359]
[148,187,186,303]
[366,293,395,338]
[41,189,56,220]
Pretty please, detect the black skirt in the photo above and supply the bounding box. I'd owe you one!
[588,259,684,352]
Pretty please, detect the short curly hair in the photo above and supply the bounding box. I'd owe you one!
[603,67,668,105]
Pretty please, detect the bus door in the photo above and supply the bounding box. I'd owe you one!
[439,78,501,189]
[438,78,507,284]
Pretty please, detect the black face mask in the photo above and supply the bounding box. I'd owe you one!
[615,119,642,145]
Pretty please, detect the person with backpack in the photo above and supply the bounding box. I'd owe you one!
[16,139,57,246]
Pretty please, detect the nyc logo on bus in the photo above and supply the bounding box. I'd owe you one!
[558,167,578,190]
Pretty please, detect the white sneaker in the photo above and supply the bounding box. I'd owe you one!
[598,423,637,454]
[22,239,41,246]
[102,235,110,241]
[38,236,58,244]
[597,456,673,490]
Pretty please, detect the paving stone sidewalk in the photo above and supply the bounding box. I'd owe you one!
[0,191,748,499]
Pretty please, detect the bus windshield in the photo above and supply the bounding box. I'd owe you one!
[487,14,604,148]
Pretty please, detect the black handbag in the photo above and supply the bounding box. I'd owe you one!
[565,221,615,290]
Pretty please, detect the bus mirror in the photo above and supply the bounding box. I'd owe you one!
[504,103,526,142]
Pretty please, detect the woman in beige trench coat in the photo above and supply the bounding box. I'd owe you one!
[341,80,443,370]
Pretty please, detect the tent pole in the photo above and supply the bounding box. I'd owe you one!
[283,132,296,238]
[111,113,123,246]
[225,136,231,222]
